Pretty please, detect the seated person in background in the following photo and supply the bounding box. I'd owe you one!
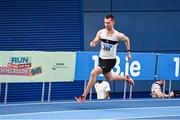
[151,80,174,98]
[95,80,110,99]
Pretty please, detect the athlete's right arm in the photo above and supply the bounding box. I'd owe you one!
[90,30,101,47]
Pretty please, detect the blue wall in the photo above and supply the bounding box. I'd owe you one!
[83,0,180,52]
[0,0,83,51]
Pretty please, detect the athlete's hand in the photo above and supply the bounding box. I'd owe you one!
[127,52,131,60]
[90,41,96,47]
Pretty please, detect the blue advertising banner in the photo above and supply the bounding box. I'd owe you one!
[157,54,180,80]
[75,52,157,80]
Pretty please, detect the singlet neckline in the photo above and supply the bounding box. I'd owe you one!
[104,29,115,36]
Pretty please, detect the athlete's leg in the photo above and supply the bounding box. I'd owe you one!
[104,72,134,85]
[82,66,103,98]
[103,71,113,81]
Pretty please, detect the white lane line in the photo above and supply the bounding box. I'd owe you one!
[0,105,180,117]
[1,98,180,107]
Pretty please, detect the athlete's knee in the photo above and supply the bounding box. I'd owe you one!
[105,75,115,81]
[106,78,114,81]
[105,76,114,81]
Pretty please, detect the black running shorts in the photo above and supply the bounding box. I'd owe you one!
[98,57,116,74]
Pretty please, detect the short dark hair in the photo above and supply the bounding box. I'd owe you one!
[105,15,115,21]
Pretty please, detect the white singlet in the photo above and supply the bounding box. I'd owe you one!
[98,29,120,59]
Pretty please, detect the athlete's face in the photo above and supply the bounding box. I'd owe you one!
[104,18,114,30]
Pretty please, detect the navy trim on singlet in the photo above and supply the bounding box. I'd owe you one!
[101,39,119,45]
[155,83,161,86]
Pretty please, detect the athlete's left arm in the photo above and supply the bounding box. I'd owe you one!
[117,33,131,60]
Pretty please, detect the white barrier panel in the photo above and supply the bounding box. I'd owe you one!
[0,51,76,82]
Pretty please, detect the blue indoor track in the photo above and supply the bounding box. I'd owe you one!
[1,98,180,119]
